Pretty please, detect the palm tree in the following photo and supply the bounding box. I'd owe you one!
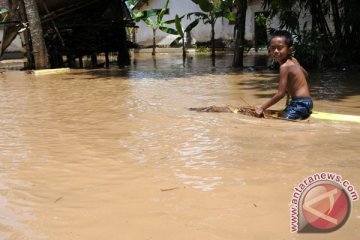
[22,0,49,69]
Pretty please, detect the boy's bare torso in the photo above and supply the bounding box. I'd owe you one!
[284,57,311,99]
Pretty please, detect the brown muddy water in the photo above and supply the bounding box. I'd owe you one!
[0,54,359,240]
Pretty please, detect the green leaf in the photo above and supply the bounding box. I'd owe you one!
[198,0,213,12]
[133,11,144,22]
[164,15,184,24]
[225,12,236,22]
[175,14,184,37]
[185,19,200,33]
[144,18,154,28]
[191,0,200,4]
[187,12,208,21]
[158,0,170,22]
[159,26,178,35]
[170,36,183,47]
[133,10,157,22]
[191,0,212,12]
[142,9,157,18]
[164,19,176,24]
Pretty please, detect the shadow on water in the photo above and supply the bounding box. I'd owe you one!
[235,70,360,102]
[71,54,359,102]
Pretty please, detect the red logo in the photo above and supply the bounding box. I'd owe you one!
[299,182,351,233]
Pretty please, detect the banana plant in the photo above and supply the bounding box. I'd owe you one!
[189,0,236,57]
[171,14,200,57]
[133,0,177,55]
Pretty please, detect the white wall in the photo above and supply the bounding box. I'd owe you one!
[135,0,243,46]
[134,0,320,47]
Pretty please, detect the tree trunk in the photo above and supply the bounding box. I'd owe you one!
[182,37,186,58]
[115,0,130,67]
[343,0,351,48]
[310,1,316,35]
[310,0,330,37]
[105,51,110,68]
[22,0,49,69]
[18,0,34,69]
[91,54,98,66]
[211,22,215,57]
[79,56,83,68]
[330,0,341,40]
[152,28,156,55]
[232,0,247,68]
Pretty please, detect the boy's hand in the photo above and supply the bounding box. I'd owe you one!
[255,106,264,118]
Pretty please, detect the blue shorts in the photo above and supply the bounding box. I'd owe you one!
[282,98,313,120]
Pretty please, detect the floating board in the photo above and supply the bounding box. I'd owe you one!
[311,111,360,123]
[189,106,291,120]
[189,106,360,123]
[30,68,70,75]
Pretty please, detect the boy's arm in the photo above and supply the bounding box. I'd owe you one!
[256,65,288,114]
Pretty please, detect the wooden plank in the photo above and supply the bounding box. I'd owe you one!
[189,106,360,123]
[31,68,70,75]
[312,111,360,123]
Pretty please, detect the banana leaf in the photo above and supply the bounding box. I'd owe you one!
[175,14,183,37]
[186,12,208,21]
[170,36,182,46]
[184,18,199,33]
[191,0,213,12]
[157,0,170,23]
[159,26,178,35]
[164,14,184,25]
[144,17,154,28]
[133,9,157,22]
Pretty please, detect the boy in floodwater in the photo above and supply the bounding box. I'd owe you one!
[255,30,313,120]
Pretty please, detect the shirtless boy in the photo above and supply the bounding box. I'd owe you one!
[255,30,313,120]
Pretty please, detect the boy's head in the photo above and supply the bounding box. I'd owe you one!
[268,30,294,63]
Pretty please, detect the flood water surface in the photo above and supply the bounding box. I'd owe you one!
[0,54,359,239]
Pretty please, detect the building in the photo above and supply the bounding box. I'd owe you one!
[1,0,134,67]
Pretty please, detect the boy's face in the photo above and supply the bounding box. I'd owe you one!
[268,36,292,63]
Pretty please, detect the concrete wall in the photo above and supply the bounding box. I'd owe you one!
[134,0,242,46]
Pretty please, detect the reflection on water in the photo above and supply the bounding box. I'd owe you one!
[0,54,359,239]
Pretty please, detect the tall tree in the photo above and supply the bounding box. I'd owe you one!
[22,0,49,69]
[232,0,247,68]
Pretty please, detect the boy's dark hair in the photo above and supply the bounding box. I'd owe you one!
[268,30,294,47]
